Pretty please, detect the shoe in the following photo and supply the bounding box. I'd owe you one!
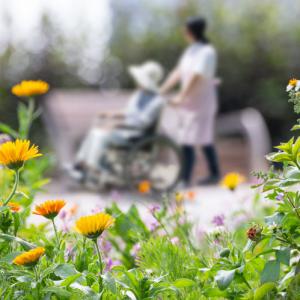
[198,175,220,186]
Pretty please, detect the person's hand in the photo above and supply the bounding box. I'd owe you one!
[98,111,111,118]
[170,94,184,106]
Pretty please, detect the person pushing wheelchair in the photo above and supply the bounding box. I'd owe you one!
[67,61,165,185]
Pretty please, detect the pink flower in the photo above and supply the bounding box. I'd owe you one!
[91,205,103,214]
[99,238,112,254]
[59,210,67,220]
[131,243,141,257]
[105,258,121,271]
[149,220,159,232]
[64,244,74,260]
[149,204,160,214]
[197,229,206,242]
[276,193,284,201]
[170,236,180,245]
[212,214,225,227]
[110,190,121,202]
[0,134,11,145]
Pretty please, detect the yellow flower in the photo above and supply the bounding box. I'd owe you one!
[12,80,49,97]
[13,247,45,266]
[221,172,245,191]
[288,78,298,87]
[75,213,114,239]
[33,200,66,219]
[0,139,42,169]
[0,201,21,212]
[138,180,151,194]
[175,192,184,203]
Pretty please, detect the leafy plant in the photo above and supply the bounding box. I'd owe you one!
[0,79,300,299]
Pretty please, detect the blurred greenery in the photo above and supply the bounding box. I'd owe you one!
[109,0,300,143]
[0,0,300,145]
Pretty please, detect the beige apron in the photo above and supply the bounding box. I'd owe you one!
[173,43,218,146]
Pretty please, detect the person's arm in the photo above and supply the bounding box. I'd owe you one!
[98,111,124,119]
[172,47,217,106]
[171,74,202,106]
[159,67,181,94]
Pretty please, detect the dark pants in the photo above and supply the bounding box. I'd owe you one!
[181,144,220,184]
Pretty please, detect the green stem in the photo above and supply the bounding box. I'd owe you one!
[93,239,103,293]
[152,213,171,237]
[287,194,300,220]
[25,98,35,139]
[3,170,19,206]
[51,219,60,247]
[241,274,251,289]
[34,266,40,297]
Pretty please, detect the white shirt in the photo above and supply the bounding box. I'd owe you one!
[180,42,217,81]
[124,90,163,129]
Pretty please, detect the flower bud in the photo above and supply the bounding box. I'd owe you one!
[247,225,262,241]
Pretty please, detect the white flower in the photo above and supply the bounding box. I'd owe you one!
[287,84,294,92]
[287,79,299,92]
[296,81,300,92]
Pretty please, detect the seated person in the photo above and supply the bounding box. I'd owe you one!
[68,61,165,182]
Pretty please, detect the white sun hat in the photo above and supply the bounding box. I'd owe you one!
[128,61,164,92]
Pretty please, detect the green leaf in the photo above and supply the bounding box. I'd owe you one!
[60,273,82,287]
[54,264,77,279]
[291,124,300,131]
[0,251,22,263]
[264,213,284,226]
[276,248,290,266]
[16,275,32,283]
[215,269,236,290]
[43,287,72,298]
[292,137,300,156]
[172,278,195,288]
[287,273,300,299]
[0,123,18,138]
[243,239,256,252]
[13,213,20,236]
[69,282,94,295]
[220,248,230,258]
[254,282,277,300]
[204,287,229,297]
[0,233,35,250]
[266,152,292,163]
[102,272,117,294]
[260,260,280,283]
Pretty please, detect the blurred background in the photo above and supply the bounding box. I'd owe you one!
[0,0,300,169]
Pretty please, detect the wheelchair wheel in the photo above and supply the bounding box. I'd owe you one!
[124,135,183,192]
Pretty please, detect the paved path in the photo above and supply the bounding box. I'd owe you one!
[32,183,263,232]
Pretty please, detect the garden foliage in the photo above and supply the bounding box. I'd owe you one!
[0,80,299,299]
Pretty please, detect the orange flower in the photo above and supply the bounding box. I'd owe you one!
[288,78,298,87]
[13,247,45,266]
[185,191,196,201]
[33,200,66,219]
[138,180,151,193]
[0,201,20,212]
[68,204,78,217]
[12,80,49,97]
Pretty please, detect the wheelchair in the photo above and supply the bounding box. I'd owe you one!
[98,121,183,193]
